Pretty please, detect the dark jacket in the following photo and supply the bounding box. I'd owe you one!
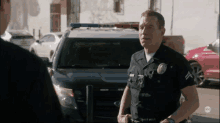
[0,38,69,123]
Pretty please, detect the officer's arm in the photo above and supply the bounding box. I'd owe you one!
[168,85,199,123]
[167,59,199,123]
[118,54,135,115]
[118,86,131,115]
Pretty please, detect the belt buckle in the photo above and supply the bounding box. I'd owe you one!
[131,119,140,123]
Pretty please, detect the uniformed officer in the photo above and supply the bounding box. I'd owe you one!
[117,10,199,123]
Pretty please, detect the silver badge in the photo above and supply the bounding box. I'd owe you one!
[157,63,167,74]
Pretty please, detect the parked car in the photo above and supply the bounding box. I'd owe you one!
[29,32,63,60]
[48,24,140,123]
[185,39,219,86]
[1,30,36,50]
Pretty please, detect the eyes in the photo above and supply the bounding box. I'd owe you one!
[139,25,154,30]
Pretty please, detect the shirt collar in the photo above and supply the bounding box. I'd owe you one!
[136,44,167,68]
[137,43,166,61]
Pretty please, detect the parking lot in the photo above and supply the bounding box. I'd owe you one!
[191,84,219,123]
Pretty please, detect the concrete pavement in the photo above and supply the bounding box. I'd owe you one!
[191,87,219,122]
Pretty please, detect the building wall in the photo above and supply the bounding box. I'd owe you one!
[161,0,219,52]
[80,0,219,52]
[80,0,149,23]
[7,0,219,52]
[8,0,69,40]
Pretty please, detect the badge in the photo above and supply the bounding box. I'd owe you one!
[157,63,167,74]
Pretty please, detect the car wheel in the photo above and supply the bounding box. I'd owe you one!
[190,62,208,87]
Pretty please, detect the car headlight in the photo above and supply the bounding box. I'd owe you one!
[53,85,73,97]
[53,84,78,109]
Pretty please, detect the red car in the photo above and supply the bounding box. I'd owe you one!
[185,39,219,86]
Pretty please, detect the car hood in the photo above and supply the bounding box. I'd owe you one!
[189,46,206,53]
[52,68,128,88]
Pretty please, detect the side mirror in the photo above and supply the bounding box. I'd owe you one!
[207,44,212,49]
[41,57,52,67]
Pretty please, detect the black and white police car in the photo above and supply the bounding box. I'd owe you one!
[48,23,142,123]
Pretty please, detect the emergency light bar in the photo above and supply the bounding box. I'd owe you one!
[70,23,114,29]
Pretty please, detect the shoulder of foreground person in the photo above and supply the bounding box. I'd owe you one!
[0,40,70,123]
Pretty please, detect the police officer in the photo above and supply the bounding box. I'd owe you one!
[117,10,199,123]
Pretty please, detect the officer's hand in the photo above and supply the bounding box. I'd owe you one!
[160,119,170,123]
[117,114,131,123]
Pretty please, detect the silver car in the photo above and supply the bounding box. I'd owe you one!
[1,30,36,50]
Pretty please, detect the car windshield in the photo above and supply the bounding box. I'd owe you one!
[57,38,142,68]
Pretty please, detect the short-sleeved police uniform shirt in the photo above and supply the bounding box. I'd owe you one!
[127,44,195,120]
[0,38,69,123]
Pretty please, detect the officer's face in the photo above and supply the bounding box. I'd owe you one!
[139,16,165,49]
[0,0,11,35]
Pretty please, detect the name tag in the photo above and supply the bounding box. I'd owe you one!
[129,74,134,77]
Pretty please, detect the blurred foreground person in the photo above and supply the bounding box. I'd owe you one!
[117,10,199,123]
[0,0,69,122]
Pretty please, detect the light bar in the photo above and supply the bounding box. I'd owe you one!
[70,23,115,29]
[70,23,100,28]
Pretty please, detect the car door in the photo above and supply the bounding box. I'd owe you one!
[43,34,56,58]
[35,35,49,57]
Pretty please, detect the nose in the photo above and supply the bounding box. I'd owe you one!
[141,27,147,35]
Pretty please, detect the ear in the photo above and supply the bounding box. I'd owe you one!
[161,27,166,36]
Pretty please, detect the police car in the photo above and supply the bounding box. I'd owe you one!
[49,23,142,122]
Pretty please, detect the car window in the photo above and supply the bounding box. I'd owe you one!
[40,35,50,42]
[46,35,55,42]
[57,38,143,68]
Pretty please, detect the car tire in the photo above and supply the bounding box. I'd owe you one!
[190,62,209,87]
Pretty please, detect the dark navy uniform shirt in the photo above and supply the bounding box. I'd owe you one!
[0,38,69,123]
[127,44,195,121]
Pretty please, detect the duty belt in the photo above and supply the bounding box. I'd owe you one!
[131,118,158,123]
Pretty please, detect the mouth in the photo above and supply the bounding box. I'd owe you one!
[142,38,151,41]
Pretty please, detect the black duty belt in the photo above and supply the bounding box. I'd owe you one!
[131,118,159,123]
